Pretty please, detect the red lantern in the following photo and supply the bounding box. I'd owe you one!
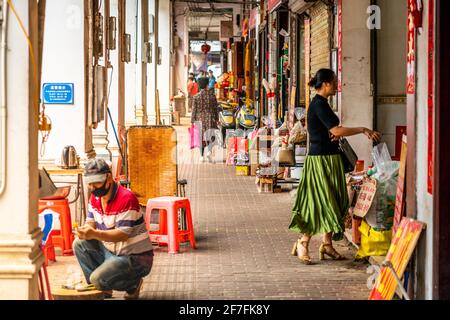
[201,42,211,54]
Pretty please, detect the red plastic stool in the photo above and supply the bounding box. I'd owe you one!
[42,236,56,266]
[145,197,196,254]
[38,199,74,256]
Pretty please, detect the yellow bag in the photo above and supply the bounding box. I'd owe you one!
[356,220,392,259]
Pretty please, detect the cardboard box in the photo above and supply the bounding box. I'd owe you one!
[236,165,250,176]
[256,177,274,193]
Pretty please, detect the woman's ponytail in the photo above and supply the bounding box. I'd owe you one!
[308,69,336,89]
[308,76,318,88]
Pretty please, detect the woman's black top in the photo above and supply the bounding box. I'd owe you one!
[307,95,340,156]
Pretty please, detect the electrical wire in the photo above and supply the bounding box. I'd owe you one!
[6,0,39,108]
[6,0,49,156]
[105,66,125,161]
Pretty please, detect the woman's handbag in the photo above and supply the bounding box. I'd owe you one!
[188,123,200,149]
[339,138,358,173]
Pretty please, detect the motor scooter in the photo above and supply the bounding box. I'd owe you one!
[218,101,238,148]
[235,97,257,132]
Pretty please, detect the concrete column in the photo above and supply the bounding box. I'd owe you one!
[0,0,43,299]
[340,0,373,164]
[153,0,171,125]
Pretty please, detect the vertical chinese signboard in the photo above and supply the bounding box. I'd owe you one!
[369,218,424,300]
[427,0,434,194]
[406,0,416,95]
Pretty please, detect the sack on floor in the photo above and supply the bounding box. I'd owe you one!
[355,220,392,259]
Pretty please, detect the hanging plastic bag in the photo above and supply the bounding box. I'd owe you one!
[372,143,398,179]
[188,123,200,149]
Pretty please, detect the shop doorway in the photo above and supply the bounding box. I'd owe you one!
[433,0,450,300]
[373,0,408,161]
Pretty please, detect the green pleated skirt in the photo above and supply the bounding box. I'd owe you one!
[289,155,349,241]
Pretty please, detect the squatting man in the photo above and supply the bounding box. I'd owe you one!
[72,158,154,299]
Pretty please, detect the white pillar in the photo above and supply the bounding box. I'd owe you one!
[340,0,373,164]
[0,0,43,299]
[156,0,171,125]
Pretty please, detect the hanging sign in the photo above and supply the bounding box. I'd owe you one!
[369,218,424,300]
[268,0,283,13]
[427,0,434,194]
[249,8,258,30]
[353,178,377,218]
[42,83,74,105]
[406,0,421,94]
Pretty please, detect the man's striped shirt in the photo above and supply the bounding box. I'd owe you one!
[86,183,153,256]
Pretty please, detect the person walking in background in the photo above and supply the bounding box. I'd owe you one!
[208,70,216,91]
[289,68,381,265]
[197,70,207,82]
[191,77,219,162]
[187,73,198,113]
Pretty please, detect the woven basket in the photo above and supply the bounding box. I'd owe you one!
[126,126,178,206]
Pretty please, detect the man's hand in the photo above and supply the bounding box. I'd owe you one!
[76,224,98,241]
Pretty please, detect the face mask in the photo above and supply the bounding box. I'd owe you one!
[92,179,111,198]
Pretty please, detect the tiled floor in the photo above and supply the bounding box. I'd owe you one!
[46,120,371,300]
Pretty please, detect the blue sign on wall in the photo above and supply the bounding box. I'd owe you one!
[42,83,74,104]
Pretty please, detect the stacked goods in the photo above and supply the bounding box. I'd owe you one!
[235,137,249,176]
[255,166,277,193]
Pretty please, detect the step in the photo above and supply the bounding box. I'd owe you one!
[344,228,386,266]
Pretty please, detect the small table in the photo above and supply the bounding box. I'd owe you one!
[42,167,87,226]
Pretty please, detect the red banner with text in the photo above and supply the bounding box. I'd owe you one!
[427,0,434,194]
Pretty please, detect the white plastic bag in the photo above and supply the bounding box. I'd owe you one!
[365,143,400,230]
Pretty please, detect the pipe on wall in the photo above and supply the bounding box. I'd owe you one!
[0,0,8,196]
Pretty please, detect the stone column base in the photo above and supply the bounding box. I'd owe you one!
[0,228,44,299]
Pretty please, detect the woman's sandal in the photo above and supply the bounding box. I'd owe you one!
[319,243,346,260]
[291,240,313,265]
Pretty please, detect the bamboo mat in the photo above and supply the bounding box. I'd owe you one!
[127,126,178,206]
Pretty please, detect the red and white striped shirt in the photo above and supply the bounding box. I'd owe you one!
[86,183,153,256]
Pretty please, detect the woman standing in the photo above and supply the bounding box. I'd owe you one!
[191,77,219,162]
[289,69,381,265]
